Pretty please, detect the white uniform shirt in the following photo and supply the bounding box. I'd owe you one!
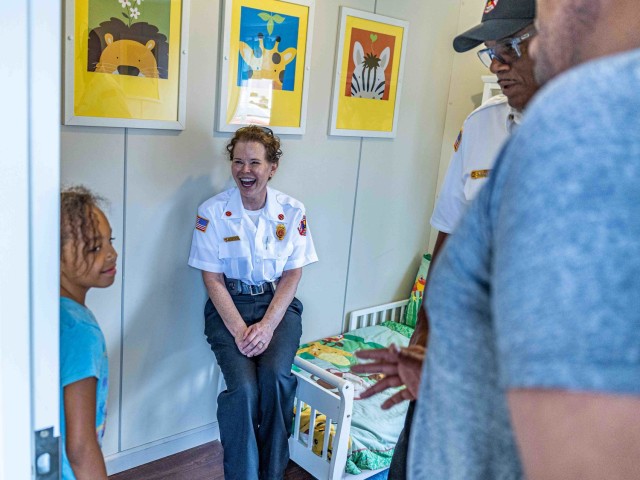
[431,95,521,234]
[188,186,318,285]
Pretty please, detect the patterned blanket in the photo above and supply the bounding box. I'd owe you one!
[293,321,413,475]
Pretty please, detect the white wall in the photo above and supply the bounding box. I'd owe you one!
[60,0,482,467]
[61,128,126,455]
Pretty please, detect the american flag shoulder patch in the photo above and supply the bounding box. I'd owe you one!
[195,215,210,232]
[453,128,463,152]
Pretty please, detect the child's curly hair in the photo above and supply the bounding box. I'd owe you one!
[225,125,283,164]
[60,186,105,273]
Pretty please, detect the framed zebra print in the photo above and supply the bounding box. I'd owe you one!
[329,8,409,138]
[217,0,315,135]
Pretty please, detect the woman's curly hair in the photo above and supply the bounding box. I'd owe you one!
[60,186,105,273]
[225,125,283,164]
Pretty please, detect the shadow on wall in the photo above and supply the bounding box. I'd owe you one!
[471,92,483,107]
[119,174,227,447]
[397,251,427,303]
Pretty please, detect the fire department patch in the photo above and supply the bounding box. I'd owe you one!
[298,215,307,236]
[484,0,498,14]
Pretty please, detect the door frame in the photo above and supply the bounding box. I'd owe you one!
[0,0,61,478]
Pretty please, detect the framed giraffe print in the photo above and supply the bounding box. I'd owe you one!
[217,0,315,134]
[329,8,409,138]
[63,0,191,129]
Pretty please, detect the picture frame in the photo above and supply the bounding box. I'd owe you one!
[329,8,409,138]
[217,0,315,135]
[64,0,190,130]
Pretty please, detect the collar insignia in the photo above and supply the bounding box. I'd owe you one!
[471,169,490,179]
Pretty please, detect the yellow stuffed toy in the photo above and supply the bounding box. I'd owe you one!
[295,405,351,459]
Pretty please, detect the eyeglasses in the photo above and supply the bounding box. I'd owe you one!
[477,29,536,68]
[237,125,274,136]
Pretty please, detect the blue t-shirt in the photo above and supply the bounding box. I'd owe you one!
[409,49,640,479]
[60,297,109,480]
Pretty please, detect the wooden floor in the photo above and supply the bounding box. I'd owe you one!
[109,441,314,480]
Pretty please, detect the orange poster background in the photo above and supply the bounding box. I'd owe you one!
[343,27,396,101]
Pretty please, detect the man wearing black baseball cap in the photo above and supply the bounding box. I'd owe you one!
[427,0,539,259]
[454,0,538,111]
[427,0,540,251]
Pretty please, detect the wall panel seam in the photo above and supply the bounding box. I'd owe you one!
[118,128,128,453]
[27,0,35,450]
[341,137,364,326]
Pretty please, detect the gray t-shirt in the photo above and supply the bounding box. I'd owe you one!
[409,49,640,479]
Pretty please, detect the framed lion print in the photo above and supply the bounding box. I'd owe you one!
[217,0,315,135]
[64,0,190,129]
[329,8,409,138]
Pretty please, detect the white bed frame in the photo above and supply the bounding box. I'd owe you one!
[289,299,410,480]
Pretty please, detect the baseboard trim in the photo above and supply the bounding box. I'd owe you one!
[105,422,220,475]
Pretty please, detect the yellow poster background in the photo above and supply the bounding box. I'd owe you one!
[73,0,182,121]
[336,16,404,132]
[225,0,309,128]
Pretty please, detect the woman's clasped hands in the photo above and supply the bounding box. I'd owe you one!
[236,320,275,357]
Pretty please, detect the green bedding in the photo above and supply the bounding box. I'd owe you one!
[293,321,413,474]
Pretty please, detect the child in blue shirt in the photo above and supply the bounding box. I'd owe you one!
[60,187,117,479]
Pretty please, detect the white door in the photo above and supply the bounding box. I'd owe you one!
[0,1,61,478]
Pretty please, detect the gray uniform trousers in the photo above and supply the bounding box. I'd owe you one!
[204,293,303,480]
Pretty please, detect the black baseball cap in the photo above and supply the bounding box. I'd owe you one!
[453,0,535,53]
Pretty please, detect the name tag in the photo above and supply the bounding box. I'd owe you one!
[471,169,490,179]
[223,236,241,243]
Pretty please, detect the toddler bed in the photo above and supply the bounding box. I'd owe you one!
[289,299,412,480]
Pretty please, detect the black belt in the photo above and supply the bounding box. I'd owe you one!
[225,278,278,296]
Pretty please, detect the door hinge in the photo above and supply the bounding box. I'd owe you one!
[34,427,60,480]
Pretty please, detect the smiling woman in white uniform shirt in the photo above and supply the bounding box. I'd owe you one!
[188,125,318,480]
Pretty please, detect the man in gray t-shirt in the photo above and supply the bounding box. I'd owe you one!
[353,1,539,477]
[409,1,640,479]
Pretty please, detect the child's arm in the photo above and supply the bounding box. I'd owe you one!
[64,378,109,480]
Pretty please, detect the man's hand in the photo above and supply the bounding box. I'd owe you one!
[351,344,426,409]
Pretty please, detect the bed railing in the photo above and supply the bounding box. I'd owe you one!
[289,299,411,479]
[346,299,410,331]
[289,356,354,480]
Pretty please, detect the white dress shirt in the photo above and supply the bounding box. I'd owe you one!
[188,186,318,285]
